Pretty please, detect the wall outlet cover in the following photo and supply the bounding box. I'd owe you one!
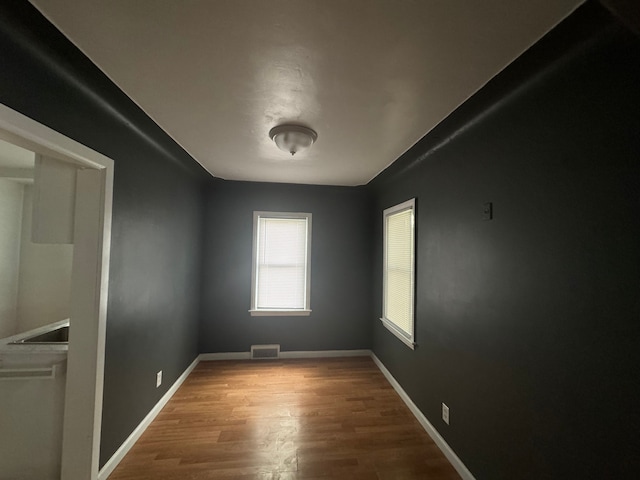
[156,370,162,388]
[442,402,450,425]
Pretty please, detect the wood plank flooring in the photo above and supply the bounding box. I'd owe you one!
[108,357,461,480]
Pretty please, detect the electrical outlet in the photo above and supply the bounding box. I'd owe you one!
[156,370,162,388]
[442,402,450,425]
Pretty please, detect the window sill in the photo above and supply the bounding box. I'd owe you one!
[380,317,416,350]
[249,309,312,317]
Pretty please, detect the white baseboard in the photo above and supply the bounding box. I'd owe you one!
[370,353,476,480]
[199,349,371,361]
[97,356,199,480]
[199,351,251,360]
[280,349,371,359]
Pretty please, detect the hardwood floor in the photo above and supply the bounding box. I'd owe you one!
[108,357,461,480]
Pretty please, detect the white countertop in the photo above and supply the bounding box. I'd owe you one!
[0,319,69,367]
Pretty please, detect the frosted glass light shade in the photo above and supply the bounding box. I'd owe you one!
[269,125,318,156]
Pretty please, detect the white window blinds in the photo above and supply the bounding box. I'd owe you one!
[382,199,415,348]
[251,212,312,315]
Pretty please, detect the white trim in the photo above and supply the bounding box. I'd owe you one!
[0,105,114,170]
[250,211,312,313]
[370,353,476,480]
[249,309,312,316]
[64,168,110,479]
[199,349,371,361]
[279,349,371,359]
[380,318,416,349]
[199,351,252,361]
[98,357,199,480]
[384,198,415,217]
[382,198,416,349]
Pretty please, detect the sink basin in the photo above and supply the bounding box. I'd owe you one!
[10,325,69,344]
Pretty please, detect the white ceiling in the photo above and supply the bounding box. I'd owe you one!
[30,0,583,186]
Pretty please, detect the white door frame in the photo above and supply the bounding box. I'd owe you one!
[0,104,114,480]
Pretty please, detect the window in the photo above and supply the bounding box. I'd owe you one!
[250,212,312,316]
[381,199,416,348]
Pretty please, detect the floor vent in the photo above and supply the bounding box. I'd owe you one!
[250,344,280,360]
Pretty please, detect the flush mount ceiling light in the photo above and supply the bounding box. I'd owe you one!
[269,125,318,156]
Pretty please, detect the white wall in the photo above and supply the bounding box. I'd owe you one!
[0,178,23,338]
[17,185,73,332]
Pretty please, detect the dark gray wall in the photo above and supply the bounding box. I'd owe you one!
[0,2,208,466]
[200,180,373,353]
[369,4,640,479]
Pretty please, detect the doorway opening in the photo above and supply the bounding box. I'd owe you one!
[0,104,114,480]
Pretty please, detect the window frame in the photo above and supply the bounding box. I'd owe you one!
[380,198,416,349]
[249,211,312,316]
